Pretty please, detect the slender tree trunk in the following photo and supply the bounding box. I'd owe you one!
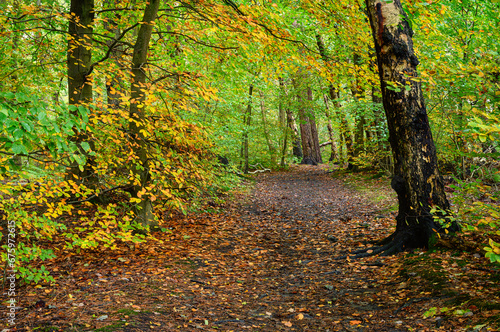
[280,128,288,167]
[323,95,338,162]
[259,91,277,165]
[328,87,354,169]
[242,85,253,173]
[372,86,393,173]
[128,0,160,225]
[104,1,124,109]
[351,53,366,163]
[68,0,94,107]
[353,112,365,158]
[338,131,345,164]
[364,0,458,253]
[315,34,340,163]
[8,2,23,169]
[66,0,98,187]
[286,109,302,160]
[278,78,289,167]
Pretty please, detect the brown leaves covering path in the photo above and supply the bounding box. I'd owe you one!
[8,165,500,331]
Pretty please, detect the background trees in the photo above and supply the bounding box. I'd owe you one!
[0,0,499,282]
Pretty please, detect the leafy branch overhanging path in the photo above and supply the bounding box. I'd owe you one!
[17,165,500,331]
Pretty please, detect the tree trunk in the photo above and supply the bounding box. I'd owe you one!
[104,1,124,109]
[364,0,458,253]
[66,0,97,187]
[353,112,365,158]
[294,75,322,165]
[286,109,302,160]
[315,34,339,163]
[328,86,354,169]
[351,53,366,170]
[242,85,253,173]
[278,78,289,167]
[259,91,277,165]
[372,86,393,173]
[323,95,338,162]
[128,0,160,225]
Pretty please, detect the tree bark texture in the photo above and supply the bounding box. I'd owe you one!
[66,0,97,186]
[328,87,354,169]
[351,52,366,161]
[278,78,289,167]
[68,0,94,106]
[104,0,124,109]
[365,0,458,251]
[129,0,160,225]
[323,95,338,162]
[294,76,322,165]
[316,35,340,163]
[286,109,302,160]
[242,85,253,173]
[372,86,393,173]
[259,92,277,165]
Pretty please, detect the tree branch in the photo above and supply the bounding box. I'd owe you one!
[86,23,140,76]
[221,0,317,53]
[67,185,131,204]
[155,30,239,50]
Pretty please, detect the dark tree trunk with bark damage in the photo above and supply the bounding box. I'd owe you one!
[363,0,458,254]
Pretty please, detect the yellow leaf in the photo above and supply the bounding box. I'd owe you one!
[282,321,292,327]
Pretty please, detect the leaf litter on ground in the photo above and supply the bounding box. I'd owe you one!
[6,165,500,331]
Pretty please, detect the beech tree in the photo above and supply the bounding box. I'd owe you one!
[128,0,160,224]
[66,0,97,186]
[362,0,459,254]
[293,73,322,165]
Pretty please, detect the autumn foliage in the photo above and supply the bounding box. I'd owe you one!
[0,0,498,298]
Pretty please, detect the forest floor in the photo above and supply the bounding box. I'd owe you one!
[7,165,500,331]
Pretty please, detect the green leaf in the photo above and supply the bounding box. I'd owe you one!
[78,106,89,124]
[20,122,32,133]
[13,128,24,140]
[80,142,91,152]
[11,143,28,155]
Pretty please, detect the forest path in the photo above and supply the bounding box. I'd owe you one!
[18,165,497,331]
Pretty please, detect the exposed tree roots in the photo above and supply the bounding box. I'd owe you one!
[335,231,408,260]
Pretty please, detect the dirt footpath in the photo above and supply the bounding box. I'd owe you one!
[12,165,499,331]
